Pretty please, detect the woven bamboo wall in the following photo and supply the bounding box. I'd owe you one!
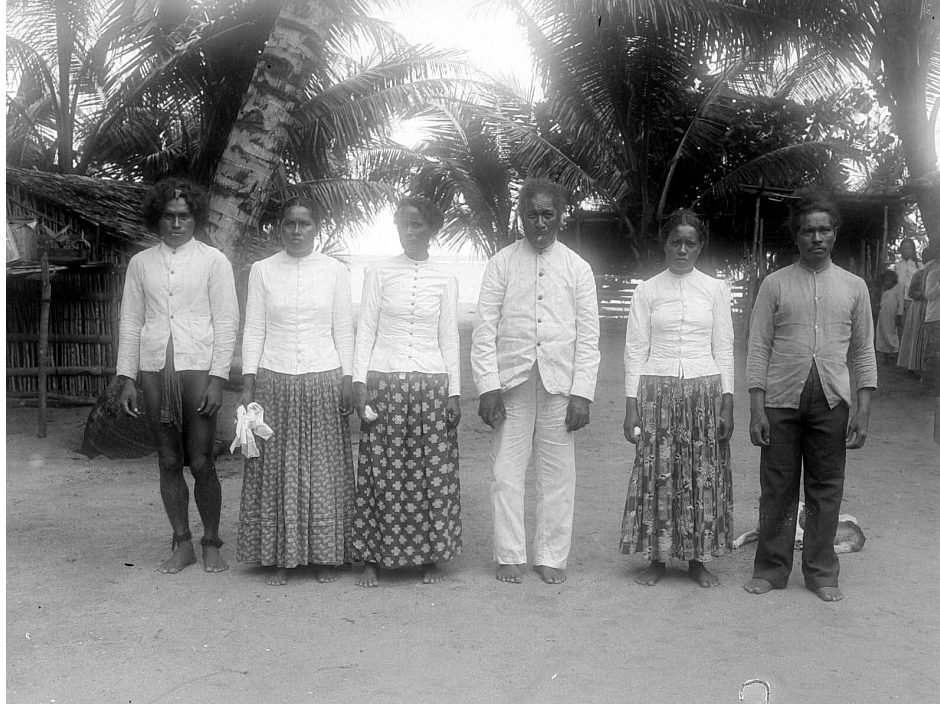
[7,268,123,401]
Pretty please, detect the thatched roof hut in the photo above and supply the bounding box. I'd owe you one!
[6,167,155,405]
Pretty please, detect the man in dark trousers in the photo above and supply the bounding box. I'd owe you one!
[744,189,877,602]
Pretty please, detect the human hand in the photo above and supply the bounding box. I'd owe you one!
[238,374,255,410]
[623,398,640,444]
[353,381,372,422]
[445,395,461,428]
[478,390,505,428]
[749,408,770,446]
[118,377,141,418]
[339,375,354,416]
[718,395,734,443]
[845,409,870,449]
[565,395,591,432]
[197,376,224,415]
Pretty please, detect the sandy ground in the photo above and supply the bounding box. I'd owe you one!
[7,323,940,703]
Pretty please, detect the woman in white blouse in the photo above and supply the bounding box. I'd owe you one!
[236,197,356,586]
[351,197,462,587]
[620,210,735,588]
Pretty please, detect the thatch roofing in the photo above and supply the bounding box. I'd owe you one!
[6,166,156,248]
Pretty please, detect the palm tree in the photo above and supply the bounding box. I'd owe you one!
[205,0,479,258]
[745,0,940,246]
[478,0,866,249]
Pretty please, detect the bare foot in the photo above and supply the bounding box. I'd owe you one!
[356,562,379,587]
[202,544,229,573]
[812,586,843,602]
[634,560,666,586]
[422,563,444,584]
[158,540,196,574]
[689,560,719,587]
[536,565,567,584]
[265,567,288,586]
[743,578,778,595]
[316,565,339,583]
[496,563,523,584]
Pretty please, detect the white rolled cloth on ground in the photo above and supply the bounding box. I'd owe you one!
[229,402,275,458]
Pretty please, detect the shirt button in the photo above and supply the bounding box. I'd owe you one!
[170,270,175,275]
[537,318,542,323]
[536,341,541,347]
[539,271,544,277]
[538,295,543,301]
[170,315,174,319]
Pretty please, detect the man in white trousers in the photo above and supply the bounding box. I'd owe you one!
[471,178,600,585]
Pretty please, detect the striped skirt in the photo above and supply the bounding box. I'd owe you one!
[620,374,734,562]
[351,371,462,568]
[236,368,354,568]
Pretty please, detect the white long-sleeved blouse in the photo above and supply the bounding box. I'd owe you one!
[623,267,734,397]
[352,254,461,395]
[240,250,354,376]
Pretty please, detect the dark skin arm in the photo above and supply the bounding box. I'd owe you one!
[197,376,225,415]
[845,388,873,449]
[118,375,140,417]
[565,395,591,432]
[748,389,771,447]
[477,389,505,428]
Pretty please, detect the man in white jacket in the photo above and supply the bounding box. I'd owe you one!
[117,178,239,574]
[471,179,600,585]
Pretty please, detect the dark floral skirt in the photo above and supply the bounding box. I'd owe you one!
[620,374,733,562]
[236,368,354,568]
[351,371,461,568]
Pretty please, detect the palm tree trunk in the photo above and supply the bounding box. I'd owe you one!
[55,0,74,173]
[880,1,940,247]
[206,0,335,258]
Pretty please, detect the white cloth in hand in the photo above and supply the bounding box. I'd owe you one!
[230,402,274,458]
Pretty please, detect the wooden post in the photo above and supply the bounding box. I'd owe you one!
[37,251,51,438]
[880,203,890,273]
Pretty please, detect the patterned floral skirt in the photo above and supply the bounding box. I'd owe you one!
[620,374,733,562]
[236,368,354,568]
[351,371,461,568]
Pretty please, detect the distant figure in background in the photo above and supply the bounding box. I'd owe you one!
[922,252,940,444]
[117,178,239,574]
[236,197,355,586]
[897,245,936,375]
[744,189,876,603]
[351,196,462,587]
[472,178,600,585]
[620,209,735,588]
[874,269,902,366]
[893,238,922,310]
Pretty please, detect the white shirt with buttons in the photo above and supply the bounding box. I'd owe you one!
[241,250,354,376]
[352,254,461,395]
[117,238,239,379]
[623,267,734,398]
[471,238,600,400]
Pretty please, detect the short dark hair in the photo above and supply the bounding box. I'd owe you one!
[279,196,318,222]
[141,178,209,231]
[395,196,444,233]
[788,187,841,237]
[881,268,898,287]
[517,178,567,214]
[660,208,708,249]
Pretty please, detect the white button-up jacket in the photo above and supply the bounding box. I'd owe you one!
[471,239,600,400]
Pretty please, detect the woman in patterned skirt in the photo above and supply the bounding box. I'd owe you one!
[620,209,735,587]
[236,197,355,586]
[352,196,462,587]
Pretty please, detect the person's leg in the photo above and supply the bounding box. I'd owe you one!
[491,376,536,583]
[746,406,804,593]
[140,372,196,574]
[531,374,576,585]
[801,393,848,602]
[179,371,227,573]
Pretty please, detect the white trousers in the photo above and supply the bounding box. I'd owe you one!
[490,369,576,569]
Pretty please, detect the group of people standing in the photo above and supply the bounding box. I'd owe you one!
[117,177,877,602]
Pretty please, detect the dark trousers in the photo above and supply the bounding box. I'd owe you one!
[752,365,848,589]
